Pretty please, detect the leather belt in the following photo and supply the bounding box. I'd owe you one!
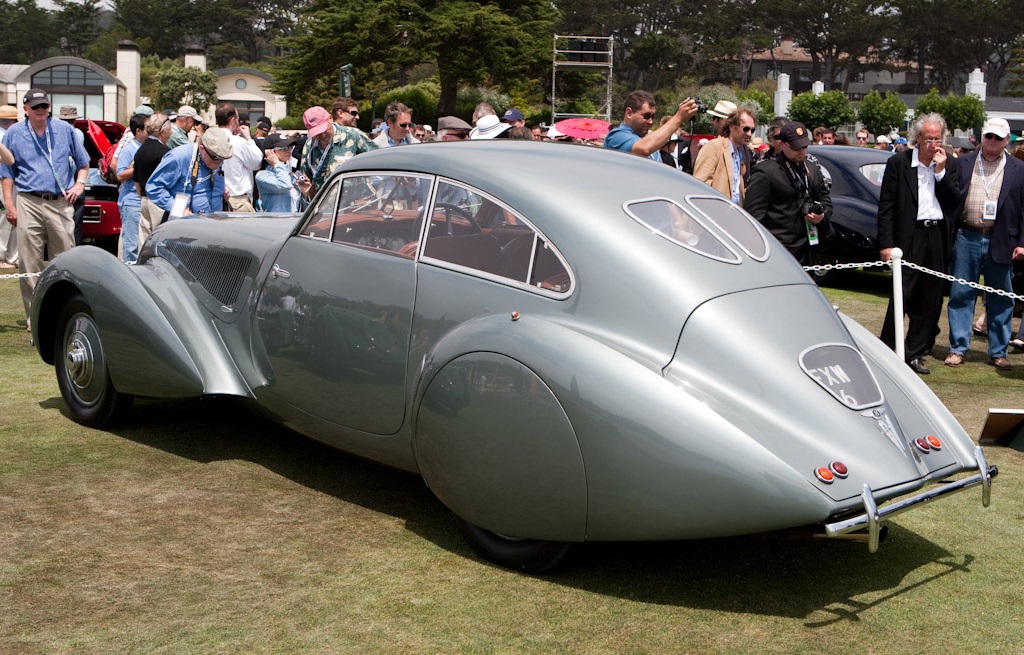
[916,219,944,228]
[25,191,62,201]
[960,224,993,235]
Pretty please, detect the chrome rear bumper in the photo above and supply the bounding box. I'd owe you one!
[824,446,997,552]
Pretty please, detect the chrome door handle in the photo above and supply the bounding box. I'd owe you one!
[271,264,290,279]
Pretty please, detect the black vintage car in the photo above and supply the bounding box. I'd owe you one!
[806,145,893,283]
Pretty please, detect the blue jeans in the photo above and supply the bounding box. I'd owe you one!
[947,229,1013,357]
[118,202,140,264]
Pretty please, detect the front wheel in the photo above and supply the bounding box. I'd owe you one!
[455,516,572,574]
[54,295,133,428]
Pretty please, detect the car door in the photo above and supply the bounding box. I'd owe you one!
[253,172,432,436]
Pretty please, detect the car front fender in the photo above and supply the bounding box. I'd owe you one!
[33,246,248,399]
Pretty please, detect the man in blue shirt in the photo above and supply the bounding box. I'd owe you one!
[115,113,147,263]
[146,126,234,221]
[0,88,89,327]
[604,90,700,161]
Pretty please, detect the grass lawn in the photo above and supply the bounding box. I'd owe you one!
[1,270,1022,654]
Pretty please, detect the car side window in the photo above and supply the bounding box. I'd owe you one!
[330,174,431,257]
[301,179,341,239]
[423,180,572,294]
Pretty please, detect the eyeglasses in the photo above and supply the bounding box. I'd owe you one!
[741,126,755,134]
[32,103,50,110]
[640,112,656,120]
[856,136,868,140]
[397,122,413,128]
[202,146,223,162]
[414,133,425,138]
[983,133,1005,141]
[921,138,943,144]
[771,132,782,140]
[348,110,359,117]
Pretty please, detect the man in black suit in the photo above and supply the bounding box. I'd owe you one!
[943,117,1024,371]
[877,113,960,374]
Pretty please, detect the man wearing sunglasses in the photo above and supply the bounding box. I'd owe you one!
[331,97,361,130]
[1,88,90,328]
[943,118,1024,371]
[693,107,757,204]
[744,121,832,267]
[604,90,699,161]
[372,101,420,148]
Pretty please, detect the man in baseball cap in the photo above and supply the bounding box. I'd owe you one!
[744,121,833,266]
[298,105,376,195]
[256,133,308,212]
[144,126,233,221]
[168,105,200,149]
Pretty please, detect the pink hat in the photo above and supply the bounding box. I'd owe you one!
[303,106,332,138]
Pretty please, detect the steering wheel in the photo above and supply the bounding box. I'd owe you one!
[433,202,482,236]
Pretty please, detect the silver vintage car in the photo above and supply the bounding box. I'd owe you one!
[31,141,995,572]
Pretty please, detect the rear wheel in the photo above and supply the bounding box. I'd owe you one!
[455,516,572,574]
[54,295,133,428]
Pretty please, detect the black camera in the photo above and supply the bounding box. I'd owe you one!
[693,99,707,114]
[801,200,826,215]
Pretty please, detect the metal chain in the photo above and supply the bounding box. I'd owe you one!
[804,260,1024,302]
[803,260,889,274]
[0,271,39,280]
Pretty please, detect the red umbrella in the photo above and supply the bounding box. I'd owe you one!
[554,118,611,140]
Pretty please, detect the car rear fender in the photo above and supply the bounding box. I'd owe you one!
[33,246,249,399]
[413,313,832,542]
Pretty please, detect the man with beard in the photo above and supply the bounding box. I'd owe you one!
[604,90,699,161]
[693,107,757,204]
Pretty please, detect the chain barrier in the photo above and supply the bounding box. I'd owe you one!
[803,260,1024,303]
[0,271,38,280]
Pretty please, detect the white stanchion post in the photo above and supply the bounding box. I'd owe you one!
[890,248,905,361]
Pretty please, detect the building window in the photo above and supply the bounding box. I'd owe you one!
[32,65,104,87]
[225,100,266,123]
[235,78,247,90]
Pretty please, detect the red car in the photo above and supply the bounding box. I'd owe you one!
[75,119,125,253]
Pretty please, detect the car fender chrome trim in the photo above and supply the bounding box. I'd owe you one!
[824,446,997,552]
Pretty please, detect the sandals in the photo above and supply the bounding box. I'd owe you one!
[944,352,964,367]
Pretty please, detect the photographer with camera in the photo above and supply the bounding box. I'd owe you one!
[604,90,701,161]
[743,121,832,266]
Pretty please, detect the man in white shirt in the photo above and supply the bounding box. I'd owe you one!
[215,102,263,212]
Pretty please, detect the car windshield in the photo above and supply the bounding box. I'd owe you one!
[623,198,741,263]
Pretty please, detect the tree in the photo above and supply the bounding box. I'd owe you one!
[55,0,102,57]
[0,0,56,63]
[913,89,985,133]
[152,62,219,111]
[786,90,856,129]
[857,90,908,137]
[768,0,890,90]
[274,0,556,116]
[112,0,194,59]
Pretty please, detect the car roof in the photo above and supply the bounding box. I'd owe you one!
[808,145,893,166]
[341,140,714,212]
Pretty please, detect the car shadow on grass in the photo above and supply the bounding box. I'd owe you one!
[50,394,975,622]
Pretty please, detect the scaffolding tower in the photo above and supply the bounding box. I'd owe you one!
[551,35,614,125]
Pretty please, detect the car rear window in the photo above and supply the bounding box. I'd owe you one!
[859,163,886,186]
[687,197,768,261]
[623,198,741,263]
